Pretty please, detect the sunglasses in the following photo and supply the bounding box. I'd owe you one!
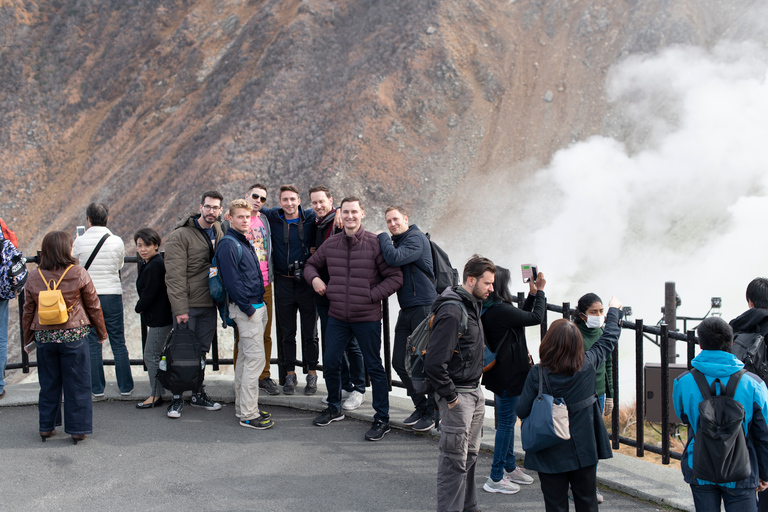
[251,194,267,203]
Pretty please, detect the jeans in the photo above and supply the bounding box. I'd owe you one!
[325,317,388,422]
[0,299,7,393]
[143,325,172,397]
[435,387,485,512]
[274,275,319,371]
[88,294,134,394]
[539,465,598,512]
[393,305,434,415]
[230,304,267,421]
[690,482,757,512]
[172,306,216,394]
[490,391,520,481]
[317,304,365,393]
[37,337,93,435]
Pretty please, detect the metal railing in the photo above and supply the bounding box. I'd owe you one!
[9,254,693,464]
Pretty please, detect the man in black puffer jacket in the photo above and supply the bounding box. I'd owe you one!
[377,205,437,431]
[425,255,496,512]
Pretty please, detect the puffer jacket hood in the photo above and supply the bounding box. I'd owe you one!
[731,307,768,334]
[691,350,745,378]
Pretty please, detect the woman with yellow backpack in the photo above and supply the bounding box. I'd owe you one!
[22,230,107,444]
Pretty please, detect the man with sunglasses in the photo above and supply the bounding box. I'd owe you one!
[237,184,279,396]
[164,190,225,418]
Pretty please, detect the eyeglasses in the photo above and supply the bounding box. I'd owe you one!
[251,194,267,203]
[202,205,222,212]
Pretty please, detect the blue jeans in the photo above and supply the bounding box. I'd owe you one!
[87,294,134,394]
[0,299,8,393]
[325,318,388,422]
[317,305,365,393]
[691,482,757,512]
[490,391,520,481]
[37,337,93,435]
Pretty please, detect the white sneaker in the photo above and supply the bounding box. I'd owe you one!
[596,489,604,504]
[483,476,520,494]
[322,389,353,404]
[342,390,365,410]
[505,467,534,485]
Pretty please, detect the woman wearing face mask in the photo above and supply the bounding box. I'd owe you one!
[572,293,614,504]
[134,228,173,409]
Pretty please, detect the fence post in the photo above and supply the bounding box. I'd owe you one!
[660,323,671,465]
[686,329,696,370]
[18,289,29,373]
[635,318,644,457]
[562,302,570,319]
[664,283,677,363]
[383,298,392,391]
[612,342,620,450]
[540,297,548,338]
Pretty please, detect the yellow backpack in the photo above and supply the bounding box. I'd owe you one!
[37,265,74,325]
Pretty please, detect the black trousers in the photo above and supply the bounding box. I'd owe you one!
[538,464,598,512]
[274,274,319,371]
[393,304,434,414]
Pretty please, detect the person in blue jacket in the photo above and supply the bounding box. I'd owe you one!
[673,316,768,511]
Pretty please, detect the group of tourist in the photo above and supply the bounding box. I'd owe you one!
[7,182,768,512]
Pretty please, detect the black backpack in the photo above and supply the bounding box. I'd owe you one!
[424,233,459,294]
[690,368,750,483]
[732,331,768,381]
[156,325,205,395]
[405,300,468,395]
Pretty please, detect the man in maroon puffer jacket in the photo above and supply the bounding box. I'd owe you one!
[304,196,403,441]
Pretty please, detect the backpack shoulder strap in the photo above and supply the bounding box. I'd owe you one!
[37,268,53,291]
[83,234,110,270]
[219,235,243,263]
[436,299,468,335]
[691,368,713,399]
[724,369,747,398]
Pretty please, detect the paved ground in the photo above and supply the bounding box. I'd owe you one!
[0,401,679,512]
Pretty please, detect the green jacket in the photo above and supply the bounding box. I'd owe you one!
[164,214,224,316]
[578,321,614,398]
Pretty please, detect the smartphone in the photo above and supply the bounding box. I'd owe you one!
[76,226,85,237]
[521,264,538,283]
[25,340,36,353]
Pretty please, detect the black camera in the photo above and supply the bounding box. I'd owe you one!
[288,260,304,282]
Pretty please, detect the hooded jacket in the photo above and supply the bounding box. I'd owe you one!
[730,307,768,338]
[516,307,622,474]
[303,227,402,323]
[377,225,436,310]
[673,350,768,489]
[164,213,224,316]
[217,228,265,317]
[425,286,485,403]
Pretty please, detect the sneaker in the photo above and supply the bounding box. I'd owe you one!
[412,413,435,432]
[283,374,297,395]
[403,409,422,425]
[237,410,272,420]
[259,378,280,396]
[190,392,222,411]
[0,389,5,400]
[304,374,318,395]
[92,392,105,398]
[322,389,353,404]
[342,390,365,411]
[120,388,134,397]
[167,398,184,418]
[364,420,391,441]
[483,477,520,494]
[596,490,604,504]
[504,467,534,485]
[313,407,345,426]
[240,414,274,430]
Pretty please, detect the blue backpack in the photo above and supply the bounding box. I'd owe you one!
[208,235,241,328]
[0,230,27,300]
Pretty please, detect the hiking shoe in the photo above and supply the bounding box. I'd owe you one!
[412,413,435,432]
[505,467,534,485]
[483,477,520,494]
[596,490,604,504]
[342,390,365,411]
[313,407,345,426]
[364,420,391,441]
[190,392,222,411]
[304,374,318,395]
[403,409,422,425]
[259,378,280,396]
[322,389,352,404]
[167,398,184,418]
[240,414,274,430]
[283,374,297,395]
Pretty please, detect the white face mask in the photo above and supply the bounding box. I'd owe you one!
[585,315,605,329]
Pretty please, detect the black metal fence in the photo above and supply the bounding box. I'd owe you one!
[9,255,695,465]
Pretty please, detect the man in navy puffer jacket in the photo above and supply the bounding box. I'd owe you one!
[304,196,402,441]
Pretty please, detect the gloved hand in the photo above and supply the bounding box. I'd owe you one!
[603,398,614,417]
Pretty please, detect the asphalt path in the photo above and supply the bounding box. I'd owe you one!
[0,402,674,511]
